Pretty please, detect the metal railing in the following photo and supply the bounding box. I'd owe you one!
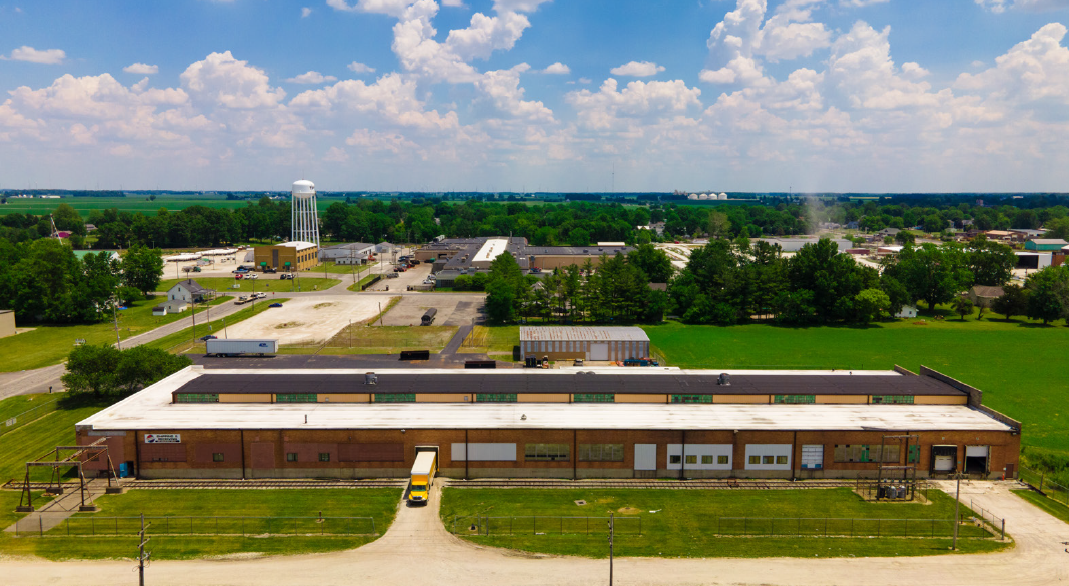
[1020,466,1069,508]
[452,515,642,537]
[969,500,1007,540]
[713,517,991,539]
[13,515,377,538]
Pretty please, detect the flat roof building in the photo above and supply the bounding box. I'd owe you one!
[414,237,634,275]
[74,365,1020,481]
[254,241,318,272]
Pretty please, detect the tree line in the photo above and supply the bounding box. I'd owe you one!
[0,239,163,323]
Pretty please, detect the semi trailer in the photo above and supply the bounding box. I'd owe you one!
[205,339,278,357]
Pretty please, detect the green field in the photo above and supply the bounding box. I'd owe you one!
[457,325,519,356]
[158,276,341,294]
[0,394,110,482]
[0,196,250,217]
[306,324,457,354]
[1013,489,1069,524]
[440,487,1006,558]
[643,317,1069,457]
[0,488,401,559]
[0,296,231,372]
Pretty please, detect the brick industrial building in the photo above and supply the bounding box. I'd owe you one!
[76,366,1020,481]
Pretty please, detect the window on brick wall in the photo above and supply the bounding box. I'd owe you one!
[871,395,915,404]
[276,394,317,403]
[286,453,298,462]
[524,443,570,462]
[175,393,219,403]
[476,394,517,402]
[773,395,815,404]
[212,453,224,462]
[578,444,624,462]
[834,445,900,463]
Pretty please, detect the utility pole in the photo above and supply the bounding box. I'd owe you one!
[222,317,227,339]
[137,513,151,586]
[952,470,962,551]
[608,512,614,586]
[349,319,352,348]
[191,296,197,346]
[378,301,383,327]
[112,297,121,350]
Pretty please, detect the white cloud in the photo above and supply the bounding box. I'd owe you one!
[445,10,531,60]
[441,0,465,6]
[323,145,349,161]
[346,128,420,154]
[492,0,552,12]
[347,61,377,73]
[841,0,890,6]
[285,71,339,84]
[301,7,312,17]
[290,73,459,130]
[977,0,1069,12]
[567,78,701,129]
[1,46,65,64]
[610,61,665,77]
[180,51,287,109]
[975,0,1009,12]
[123,63,159,75]
[956,23,1069,103]
[327,0,414,17]
[541,62,570,74]
[827,21,946,109]
[475,63,554,121]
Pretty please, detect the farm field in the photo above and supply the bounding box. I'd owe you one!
[0,196,251,217]
[643,316,1069,458]
[0,296,231,372]
[157,276,341,294]
[440,487,1007,558]
[0,488,402,560]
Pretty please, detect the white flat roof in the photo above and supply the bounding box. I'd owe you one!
[520,326,650,342]
[76,367,1010,433]
[277,241,317,251]
[472,238,509,264]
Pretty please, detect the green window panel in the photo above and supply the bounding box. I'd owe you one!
[175,393,219,403]
[871,395,915,404]
[476,394,517,402]
[275,394,317,403]
[578,444,624,462]
[374,393,415,403]
[908,445,921,463]
[573,393,615,403]
[525,443,570,462]
[774,395,816,404]
[670,394,712,404]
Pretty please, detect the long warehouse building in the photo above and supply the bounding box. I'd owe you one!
[75,366,1021,481]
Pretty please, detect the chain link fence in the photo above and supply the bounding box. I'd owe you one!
[1020,466,1069,508]
[13,515,377,538]
[713,516,992,538]
[451,515,642,537]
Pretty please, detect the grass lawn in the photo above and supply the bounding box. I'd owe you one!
[316,262,372,275]
[348,273,383,291]
[0,394,111,482]
[0,296,231,373]
[0,393,63,439]
[440,487,1007,558]
[0,488,402,560]
[457,325,519,356]
[1013,489,1069,525]
[145,299,290,354]
[317,325,458,354]
[158,276,340,294]
[642,314,1069,457]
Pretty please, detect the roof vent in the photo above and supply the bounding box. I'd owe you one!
[717,373,731,386]
[365,372,377,385]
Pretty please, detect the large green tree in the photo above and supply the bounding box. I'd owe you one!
[885,243,973,311]
[627,244,674,283]
[991,284,1029,321]
[121,245,165,296]
[1025,266,1069,324]
[63,344,192,396]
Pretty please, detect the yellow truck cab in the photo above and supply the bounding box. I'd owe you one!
[407,448,438,506]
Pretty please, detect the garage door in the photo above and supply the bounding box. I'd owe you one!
[932,445,957,472]
[590,343,609,361]
[634,444,656,471]
[965,446,989,458]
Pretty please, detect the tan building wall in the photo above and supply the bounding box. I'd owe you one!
[0,310,15,339]
[535,255,611,270]
[202,392,966,405]
[816,395,868,404]
[254,245,319,271]
[219,394,271,403]
[914,396,968,405]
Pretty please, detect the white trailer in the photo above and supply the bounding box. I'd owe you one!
[205,339,278,357]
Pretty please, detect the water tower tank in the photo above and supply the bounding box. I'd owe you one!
[292,180,315,199]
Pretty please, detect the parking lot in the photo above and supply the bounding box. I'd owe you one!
[366,261,433,291]
[380,293,486,326]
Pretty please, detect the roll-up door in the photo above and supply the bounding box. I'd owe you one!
[634,444,657,471]
[931,445,957,472]
[590,343,609,361]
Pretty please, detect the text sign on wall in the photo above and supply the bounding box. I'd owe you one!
[145,434,181,444]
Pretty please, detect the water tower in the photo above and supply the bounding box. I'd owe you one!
[291,179,320,247]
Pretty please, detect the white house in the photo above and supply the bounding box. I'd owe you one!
[155,279,212,316]
[895,305,918,319]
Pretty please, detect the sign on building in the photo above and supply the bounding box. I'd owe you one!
[145,433,181,443]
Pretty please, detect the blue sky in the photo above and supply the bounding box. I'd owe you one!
[2,0,1069,192]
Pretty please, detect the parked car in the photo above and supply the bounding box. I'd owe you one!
[263,267,277,273]
[410,259,421,265]
[245,273,258,280]
[269,302,283,308]
[200,335,217,342]
[279,274,292,280]
[234,274,243,280]
[192,266,201,273]
[423,279,435,285]
[387,272,399,278]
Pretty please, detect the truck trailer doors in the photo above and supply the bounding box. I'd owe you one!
[931,445,957,474]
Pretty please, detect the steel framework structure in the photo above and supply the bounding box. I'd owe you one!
[17,437,122,512]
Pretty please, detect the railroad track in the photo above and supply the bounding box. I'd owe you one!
[441,479,856,490]
[2,479,406,491]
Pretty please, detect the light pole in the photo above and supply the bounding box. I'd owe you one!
[952,469,963,551]
[608,513,614,586]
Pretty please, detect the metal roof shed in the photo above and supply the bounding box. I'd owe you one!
[519,327,651,362]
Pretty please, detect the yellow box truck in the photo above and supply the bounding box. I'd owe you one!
[407,447,438,505]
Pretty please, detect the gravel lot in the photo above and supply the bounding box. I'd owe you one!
[220,295,389,344]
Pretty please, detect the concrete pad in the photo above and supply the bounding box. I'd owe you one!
[380,294,486,326]
[222,296,386,345]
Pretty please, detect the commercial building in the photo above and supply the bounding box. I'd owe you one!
[318,243,376,264]
[75,365,1020,481]
[1025,239,1069,252]
[0,309,15,339]
[253,241,318,272]
[520,327,651,362]
[414,237,633,276]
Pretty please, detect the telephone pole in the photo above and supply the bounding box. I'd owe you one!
[952,470,963,550]
[112,297,121,350]
[608,512,614,586]
[137,513,151,586]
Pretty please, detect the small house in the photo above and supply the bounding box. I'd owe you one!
[158,279,212,315]
[969,285,1005,306]
[895,306,918,319]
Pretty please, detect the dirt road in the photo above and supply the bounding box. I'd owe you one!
[1,481,1066,585]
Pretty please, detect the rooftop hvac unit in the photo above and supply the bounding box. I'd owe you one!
[718,373,731,386]
[365,372,377,385]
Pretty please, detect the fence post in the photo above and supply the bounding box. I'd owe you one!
[1001,519,1005,540]
[39,516,43,537]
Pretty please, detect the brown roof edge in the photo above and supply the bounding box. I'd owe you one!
[977,405,1022,432]
[919,365,981,407]
[892,364,917,376]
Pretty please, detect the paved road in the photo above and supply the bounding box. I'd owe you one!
[1,481,1066,585]
[0,365,67,401]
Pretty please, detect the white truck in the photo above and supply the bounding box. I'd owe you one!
[205,339,278,357]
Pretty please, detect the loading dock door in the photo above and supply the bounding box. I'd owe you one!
[634,444,656,471]
[590,343,609,361]
[931,445,957,473]
[965,445,989,475]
